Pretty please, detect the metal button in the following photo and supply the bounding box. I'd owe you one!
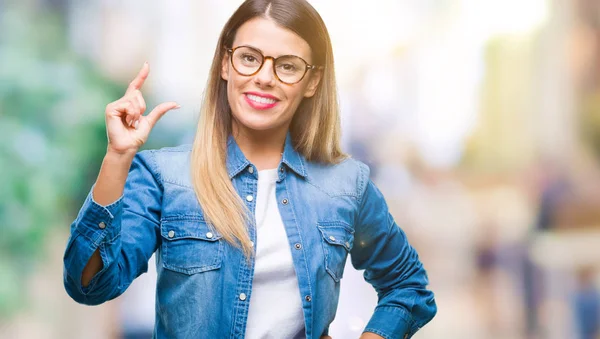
[239,293,247,301]
[345,242,350,248]
[279,166,284,173]
[168,230,175,238]
[294,243,302,250]
[329,235,336,241]
[248,167,254,174]
[246,195,253,202]
[282,198,288,205]
[250,241,254,247]
[206,232,213,239]
[305,295,312,302]
[98,222,106,229]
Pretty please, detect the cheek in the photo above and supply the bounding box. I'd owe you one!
[284,85,309,108]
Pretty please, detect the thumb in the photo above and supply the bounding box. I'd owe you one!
[144,101,180,128]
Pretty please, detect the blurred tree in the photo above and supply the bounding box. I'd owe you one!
[0,3,122,319]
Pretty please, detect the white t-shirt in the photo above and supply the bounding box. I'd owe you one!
[245,168,306,339]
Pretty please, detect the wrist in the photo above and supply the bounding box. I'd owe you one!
[106,146,137,160]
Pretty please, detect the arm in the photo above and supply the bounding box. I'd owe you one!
[64,152,162,305]
[63,151,162,305]
[80,150,136,287]
[351,167,437,339]
[63,62,178,304]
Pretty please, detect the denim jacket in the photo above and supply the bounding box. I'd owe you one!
[63,134,436,339]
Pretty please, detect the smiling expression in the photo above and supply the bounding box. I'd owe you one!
[221,17,321,135]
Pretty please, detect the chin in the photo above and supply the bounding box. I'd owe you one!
[235,116,281,132]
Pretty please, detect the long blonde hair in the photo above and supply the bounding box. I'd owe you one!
[191,0,346,257]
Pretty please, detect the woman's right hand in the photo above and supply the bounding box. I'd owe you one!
[105,62,180,156]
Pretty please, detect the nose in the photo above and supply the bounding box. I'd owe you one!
[253,58,276,87]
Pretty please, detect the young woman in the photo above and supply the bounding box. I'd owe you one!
[63,1,437,338]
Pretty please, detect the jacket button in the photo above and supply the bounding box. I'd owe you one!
[294,243,302,250]
[239,293,247,301]
[168,230,175,238]
[248,167,254,174]
[246,195,253,202]
[206,232,213,239]
[305,295,311,302]
[98,222,106,229]
[279,167,284,173]
[282,198,289,205]
[329,235,336,241]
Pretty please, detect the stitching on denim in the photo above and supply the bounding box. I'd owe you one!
[317,221,355,233]
[356,161,369,206]
[161,177,194,188]
[304,177,358,198]
[283,176,314,315]
[147,150,165,190]
[160,215,205,222]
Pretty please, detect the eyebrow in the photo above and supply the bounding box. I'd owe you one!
[237,44,309,60]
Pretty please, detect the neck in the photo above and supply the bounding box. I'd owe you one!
[232,122,287,171]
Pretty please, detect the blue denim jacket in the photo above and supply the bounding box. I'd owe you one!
[63,134,436,339]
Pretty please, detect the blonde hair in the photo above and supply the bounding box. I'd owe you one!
[191,0,346,257]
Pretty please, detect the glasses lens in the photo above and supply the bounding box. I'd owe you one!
[232,47,263,75]
[275,56,306,84]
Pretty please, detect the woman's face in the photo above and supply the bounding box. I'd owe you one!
[221,17,321,137]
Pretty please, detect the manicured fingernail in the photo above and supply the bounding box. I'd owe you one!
[134,120,139,129]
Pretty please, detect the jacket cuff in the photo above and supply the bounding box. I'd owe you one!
[74,189,123,245]
[364,306,414,339]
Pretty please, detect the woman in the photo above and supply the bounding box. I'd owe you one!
[63,1,436,338]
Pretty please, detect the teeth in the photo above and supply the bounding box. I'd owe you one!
[247,94,277,105]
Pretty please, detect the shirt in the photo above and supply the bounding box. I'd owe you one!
[63,132,437,339]
[245,168,305,338]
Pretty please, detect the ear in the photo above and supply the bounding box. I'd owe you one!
[303,68,322,98]
[221,52,230,81]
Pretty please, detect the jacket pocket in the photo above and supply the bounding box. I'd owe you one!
[318,221,354,282]
[160,217,223,275]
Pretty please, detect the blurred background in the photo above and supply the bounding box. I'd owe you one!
[2,0,600,338]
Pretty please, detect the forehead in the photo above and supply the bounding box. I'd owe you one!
[233,17,312,60]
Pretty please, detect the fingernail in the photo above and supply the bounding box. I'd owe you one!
[134,120,139,130]
[174,104,181,109]
[144,61,148,66]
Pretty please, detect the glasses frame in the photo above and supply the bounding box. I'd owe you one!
[225,45,321,85]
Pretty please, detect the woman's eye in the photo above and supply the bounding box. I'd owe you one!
[280,64,296,71]
[243,55,257,62]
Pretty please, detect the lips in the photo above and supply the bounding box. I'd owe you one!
[244,92,280,110]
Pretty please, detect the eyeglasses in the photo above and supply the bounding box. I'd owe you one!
[225,45,320,85]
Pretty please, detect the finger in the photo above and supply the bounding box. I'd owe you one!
[126,61,149,95]
[130,92,146,128]
[133,90,147,115]
[112,101,139,127]
[129,98,142,126]
[144,102,180,128]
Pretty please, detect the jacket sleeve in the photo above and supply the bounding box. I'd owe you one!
[350,164,437,339]
[63,150,162,305]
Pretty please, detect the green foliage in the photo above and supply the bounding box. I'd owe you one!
[0,4,122,318]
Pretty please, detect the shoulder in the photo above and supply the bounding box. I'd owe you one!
[303,156,371,198]
[135,144,193,186]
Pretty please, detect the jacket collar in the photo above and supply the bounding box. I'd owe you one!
[226,132,307,179]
